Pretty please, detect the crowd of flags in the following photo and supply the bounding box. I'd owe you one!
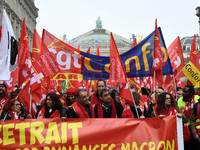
[0,9,199,116]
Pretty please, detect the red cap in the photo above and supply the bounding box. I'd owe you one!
[66,87,77,95]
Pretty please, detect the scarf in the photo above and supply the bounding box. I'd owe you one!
[97,98,116,118]
[73,100,95,118]
[7,110,20,120]
[155,105,177,117]
[184,95,195,119]
[37,106,60,119]
[91,91,99,107]
[121,104,134,118]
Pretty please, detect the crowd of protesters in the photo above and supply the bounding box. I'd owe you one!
[0,80,200,149]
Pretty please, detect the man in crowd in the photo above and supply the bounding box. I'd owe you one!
[90,79,106,107]
[155,87,164,100]
[175,87,183,101]
[177,85,199,150]
[189,100,200,149]
[94,88,119,118]
[0,82,9,111]
[67,89,95,118]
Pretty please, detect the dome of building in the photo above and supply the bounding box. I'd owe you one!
[67,17,133,56]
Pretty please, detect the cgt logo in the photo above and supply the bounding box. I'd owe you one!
[48,48,82,71]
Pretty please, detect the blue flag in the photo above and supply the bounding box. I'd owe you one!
[81,27,173,80]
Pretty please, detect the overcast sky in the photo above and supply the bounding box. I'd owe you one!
[35,0,200,47]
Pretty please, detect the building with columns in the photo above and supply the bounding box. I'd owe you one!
[67,17,133,56]
[0,0,38,50]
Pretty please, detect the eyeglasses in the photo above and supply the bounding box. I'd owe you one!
[79,96,89,99]
[165,98,171,100]
[14,104,21,106]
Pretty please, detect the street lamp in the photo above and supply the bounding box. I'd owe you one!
[196,6,200,35]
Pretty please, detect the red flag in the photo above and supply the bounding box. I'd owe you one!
[4,67,19,93]
[164,36,186,91]
[142,76,161,92]
[17,18,31,87]
[109,32,134,105]
[152,19,165,84]
[189,35,196,63]
[131,38,137,48]
[18,80,43,116]
[96,45,100,56]
[128,77,141,94]
[30,29,61,114]
[187,35,196,85]
[167,36,185,77]
[87,47,90,54]
[164,75,186,96]
[42,29,82,75]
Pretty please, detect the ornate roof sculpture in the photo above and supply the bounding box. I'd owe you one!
[67,17,133,56]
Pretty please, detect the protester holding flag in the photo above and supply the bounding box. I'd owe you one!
[140,87,151,115]
[121,92,143,118]
[35,92,67,119]
[0,99,27,120]
[67,89,95,118]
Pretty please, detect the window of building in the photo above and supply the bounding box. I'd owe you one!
[182,45,186,51]
[196,44,199,51]
[186,45,191,51]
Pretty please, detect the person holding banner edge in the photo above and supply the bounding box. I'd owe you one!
[177,85,199,150]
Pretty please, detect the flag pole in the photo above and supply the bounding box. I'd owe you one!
[173,74,177,100]
[165,69,183,91]
[154,71,156,98]
[29,93,32,114]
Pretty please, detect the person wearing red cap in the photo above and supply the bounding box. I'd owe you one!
[63,87,77,107]
[67,89,95,118]
[0,82,9,112]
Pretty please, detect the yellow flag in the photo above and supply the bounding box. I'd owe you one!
[182,61,200,86]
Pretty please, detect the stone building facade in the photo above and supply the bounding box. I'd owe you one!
[0,0,38,50]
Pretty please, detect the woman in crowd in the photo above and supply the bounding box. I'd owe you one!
[36,92,67,118]
[151,92,186,120]
[0,99,27,120]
